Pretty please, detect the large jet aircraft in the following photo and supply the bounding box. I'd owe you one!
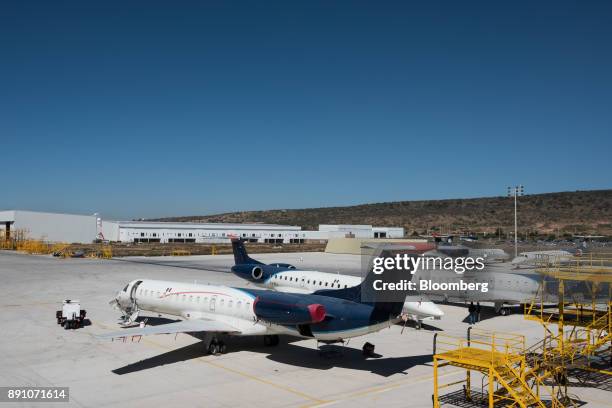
[99,246,417,356]
[229,239,444,325]
[228,239,550,316]
[411,262,542,315]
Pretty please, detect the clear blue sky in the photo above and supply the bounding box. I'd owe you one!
[1,1,611,219]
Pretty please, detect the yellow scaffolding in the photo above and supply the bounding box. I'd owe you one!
[525,255,612,377]
[16,239,54,254]
[0,228,27,250]
[100,245,112,259]
[433,329,569,408]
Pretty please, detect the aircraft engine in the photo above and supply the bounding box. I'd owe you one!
[253,296,326,325]
[251,266,264,280]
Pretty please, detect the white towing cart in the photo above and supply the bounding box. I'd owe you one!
[56,299,86,329]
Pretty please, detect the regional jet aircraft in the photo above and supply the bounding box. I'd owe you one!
[99,246,417,356]
[228,239,553,316]
[230,239,444,325]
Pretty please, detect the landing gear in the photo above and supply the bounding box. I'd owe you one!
[202,332,227,355]
[207,339,227,355]
[362,342,375,357]
[263,335,280,347]
[494,302,510,316]
[219,342,227,354]
[208,342,219,355]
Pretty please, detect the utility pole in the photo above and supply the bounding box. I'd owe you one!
[507,185,524,258]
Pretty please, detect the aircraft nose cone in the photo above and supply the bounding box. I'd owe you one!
[422,301,444,317]
[111,291,130,309]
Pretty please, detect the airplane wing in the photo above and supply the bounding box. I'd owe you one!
[96,319,241,340]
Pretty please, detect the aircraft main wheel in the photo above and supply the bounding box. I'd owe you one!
[362,342,375,357]
[264,335,279,347]
[499,308,510,316]
[209,343,219,355]
[218,342,227,354]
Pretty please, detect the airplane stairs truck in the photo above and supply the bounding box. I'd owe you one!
[99,245,423,357]
[229,238,444,327]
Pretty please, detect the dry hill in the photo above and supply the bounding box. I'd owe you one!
[150,190,612,237]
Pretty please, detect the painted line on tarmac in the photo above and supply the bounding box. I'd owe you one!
[302,369,464,407]
[94,320,458,407]
[2,302,58,307]
[140,336,328,405]
[111,257,231,274]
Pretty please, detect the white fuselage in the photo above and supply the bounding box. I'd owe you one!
[412,264,541,304]
[116,279,401,341]
[258,270,444,320]
[119,279,269,336]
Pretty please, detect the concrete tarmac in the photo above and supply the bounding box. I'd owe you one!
[0,251,609,407]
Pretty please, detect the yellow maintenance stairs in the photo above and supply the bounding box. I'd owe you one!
[525,253,612,376]
[433,329,570,408]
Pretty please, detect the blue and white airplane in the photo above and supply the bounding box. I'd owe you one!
[230,239,444,325]
[100,246,417,356]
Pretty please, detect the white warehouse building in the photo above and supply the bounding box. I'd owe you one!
[99,220,306,244]
[0,210,98,243]
[0,210,404,244]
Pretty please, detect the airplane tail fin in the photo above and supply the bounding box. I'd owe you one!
[316,244,416,316]
[231,238,264,265]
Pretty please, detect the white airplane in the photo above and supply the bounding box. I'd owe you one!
[229,239,444,325]
[99,245,420,356]
[510,250,576,267]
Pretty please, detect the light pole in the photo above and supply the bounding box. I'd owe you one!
[507,185,524,258]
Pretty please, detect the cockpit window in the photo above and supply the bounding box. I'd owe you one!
[123,284,129,292]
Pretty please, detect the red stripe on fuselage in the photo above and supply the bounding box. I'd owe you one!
[157,291,233,299]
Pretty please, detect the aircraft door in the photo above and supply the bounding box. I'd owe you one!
[130,280,143,302]
[209,296,216,312]
[300,276,306,288]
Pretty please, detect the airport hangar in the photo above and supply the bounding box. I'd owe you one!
[0,210,404,244]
